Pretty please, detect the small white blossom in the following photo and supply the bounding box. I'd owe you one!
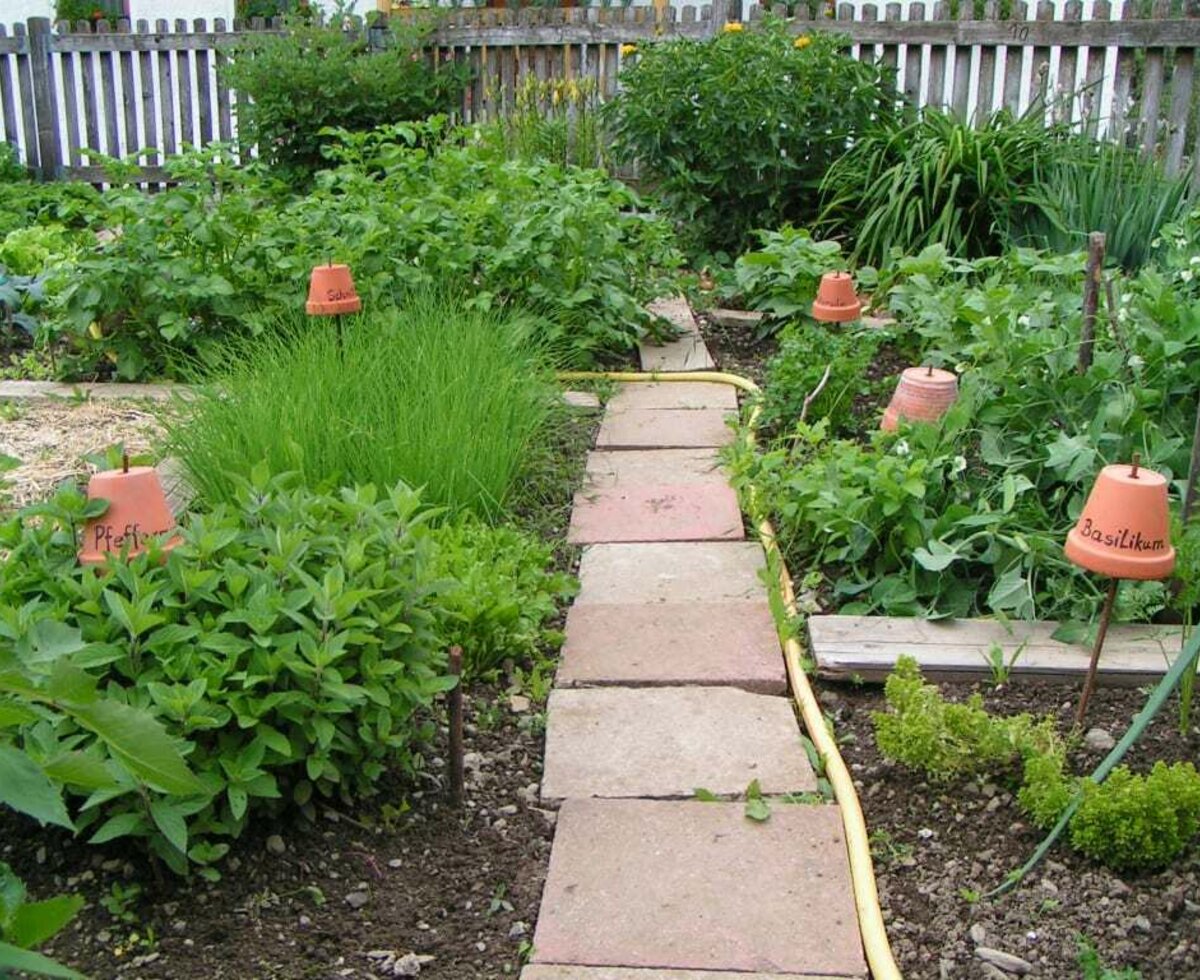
[894,439,910,457]
[952,455,967,475]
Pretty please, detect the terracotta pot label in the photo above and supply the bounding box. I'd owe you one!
[1077,518,1167,553]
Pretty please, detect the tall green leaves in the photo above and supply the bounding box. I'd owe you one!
[161,292,560,518]
[819,107,1066,264]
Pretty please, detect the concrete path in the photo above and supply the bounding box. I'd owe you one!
[526,302,866,979]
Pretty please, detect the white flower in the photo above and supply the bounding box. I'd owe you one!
[1017,314,1031,327]
[1189,255,1200,265]
[952,455,967,475]
[894,439,910,457]
[1181,269,1194,283]
[1129,354,1145,371]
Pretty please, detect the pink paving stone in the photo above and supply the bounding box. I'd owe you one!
[575,543,766,606]
[607,383,738,412]
[532,799,867,977]
[568,482,744,544]
[555,602,786,695]
[522,969,844,980]
[584,449,729,490]
[597,409,734,450]
[540,686,813,802]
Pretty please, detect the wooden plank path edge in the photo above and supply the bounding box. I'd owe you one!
[809,614,1183,686]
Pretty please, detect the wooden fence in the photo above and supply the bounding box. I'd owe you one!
[0,4,1197,185]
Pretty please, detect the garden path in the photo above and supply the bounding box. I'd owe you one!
[526,301,867,978]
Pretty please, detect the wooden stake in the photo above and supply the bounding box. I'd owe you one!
[448,645,465,806]
[1078,231,1106,374]
[1076,579,1118,727]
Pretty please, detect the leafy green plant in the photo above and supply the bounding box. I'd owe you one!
[819,106,1066,265]
[428,518,576,678]
[728,226,846,334]
[1077,935,1142,979]
[220,18,467,180]
[483,75,605,170]
[872,655,1060,780]
[604,19,896,254]
[0,863,84,980]
[1013,140,1191,272]
[160,292,559,518]
[1,471,452,875]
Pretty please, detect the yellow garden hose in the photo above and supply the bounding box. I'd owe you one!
[558,368,904,980]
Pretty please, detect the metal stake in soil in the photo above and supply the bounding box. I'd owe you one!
[448,645,465,806]
[1076,578,1118,727]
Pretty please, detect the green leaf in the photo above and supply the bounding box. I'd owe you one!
[744,796,771,822]
[8,895,85,950]
[0,745,74,830]
[89,811,146,844]
[149,800,189,856]
[41,753,119,791]
[693,787,719,802]
[67,699,205,797]
[913,540,960,572]
[23,622,86,667]
[0,939,85,979]
[0,703,39,728]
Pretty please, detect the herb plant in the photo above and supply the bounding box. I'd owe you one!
[0,863,83,979]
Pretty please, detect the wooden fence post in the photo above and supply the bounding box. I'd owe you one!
[27,17,62,180]
[710,0,729,33]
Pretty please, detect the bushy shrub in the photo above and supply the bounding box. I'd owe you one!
[819,107,1066,264]
[51,131,681,379]
[221,19,467,179]
[729,226,847,325]
[604,19,896,255]
[872,656,1060,780]
[0,473,451,876]
[160,292,560,518]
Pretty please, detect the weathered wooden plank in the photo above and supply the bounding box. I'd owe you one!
[155,20,176,158]
[213,19,234,146]
[0,26,20,158]
[808,615,1183,686]
[1109,2,1136,144]
[1081,0,1109,136]
[904,2,924,107]
[28,19,63,178]
[975,1,998,118]
[1136,1,1169,159]
[194,20,213,145]
[1054,0,1083,123]
[136,21,158,166]
[117,20,139,158]
[58,43,83,168]
[880,2,901,76]
[1002,2,1028,114]
[49,30,278,53]
[95,20,121,157]
[950,5,973,119]
[13,23,40,170]
[174,20,193,147]
[927,1,949,107]
[1164,47,1194,175]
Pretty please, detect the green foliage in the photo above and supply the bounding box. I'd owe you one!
[1013,140,1191,272]
[55,0,122,23]
[0,180,104,242]
[50,131,679,379]
[0,472,451,875]
[424,518,577,678]
[738,247,1198,622]
[756,321,890,436]
[604,19,896,254]
[0,143,27,183]
[819,107,1066,265]
[0,864,83,979]
[1077,936,1143,980]
[729,226,847,332]
[1071,762,1200,871]
[160,293,559,518]
[872,655,1059,780]
[483,76,605,170]
[220,19,467,180]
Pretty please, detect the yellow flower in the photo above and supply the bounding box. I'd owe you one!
[723,21,744,32]
[794,34,812,49]
[620,43,637,56]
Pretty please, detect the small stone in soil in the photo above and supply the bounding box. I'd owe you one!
[344,890,370,909]
[266,834,286,856]
[1085,727,1116,752]
[975,946,1034,975]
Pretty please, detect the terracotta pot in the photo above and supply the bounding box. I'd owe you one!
[78,466,181,566]
[1065,460,1176,580]
[880,366,958,431]
[305,263,362,316]
[811,271,862,323]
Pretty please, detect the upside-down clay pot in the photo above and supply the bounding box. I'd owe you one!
[880,366,959,431]
[811,272,863,323]
[78,466,181,566]
[1065,462,1176,580]
[305,263,362,316]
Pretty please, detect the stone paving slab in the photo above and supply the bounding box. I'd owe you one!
[556,602,786,695]
[638,335,718,373]
[597,409,734,450]
[584,449,728,490]
[532,800,866,977]
[568,482,744,544]
[541,687,813,802]
[708,308,767,330]
[0,380,183,401]
[563,390,603,410]
[523,968,844,980]
[575,543,766,606]
[607,382,738,412]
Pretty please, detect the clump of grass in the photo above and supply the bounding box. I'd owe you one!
[161,289,561,519]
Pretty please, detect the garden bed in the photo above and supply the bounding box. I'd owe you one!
[832,678,1200,979]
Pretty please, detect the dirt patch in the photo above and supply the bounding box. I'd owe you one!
[2,687,555,980]
[695,310,778,386]
[0,398,163,509]
[829,679,1200,979]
